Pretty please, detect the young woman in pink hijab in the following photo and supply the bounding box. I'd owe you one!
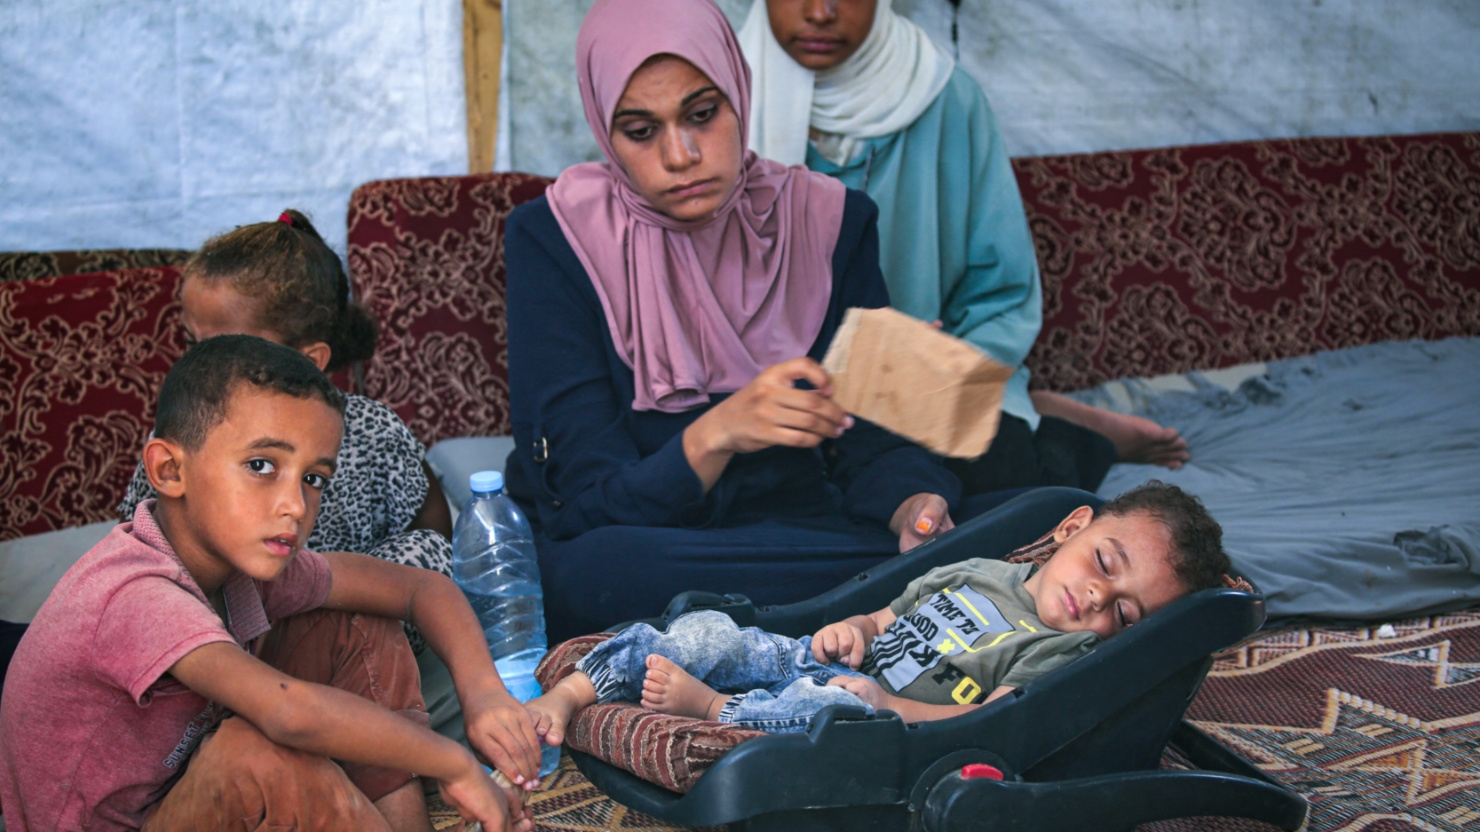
[503,0,983,640]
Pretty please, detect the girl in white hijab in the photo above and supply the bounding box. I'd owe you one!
[740,0,1189,494]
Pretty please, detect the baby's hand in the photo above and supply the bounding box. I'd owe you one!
[811,621,868,669]
[826,675,889,710]
[464,689,543,790]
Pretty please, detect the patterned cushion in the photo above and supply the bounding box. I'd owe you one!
[343,134,1480,452]
[345,173,554,448]
[534,634,766,793]
[0,249,193,285]
[1015,132,1480,391]
[1,267,185,540]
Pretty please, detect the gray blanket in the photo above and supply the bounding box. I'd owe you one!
[1086,338,1480,622]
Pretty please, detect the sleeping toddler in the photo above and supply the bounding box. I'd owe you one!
[527,482,1229,740]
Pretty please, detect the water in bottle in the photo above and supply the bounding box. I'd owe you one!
[452,470,545,656]
[451,470,560,776]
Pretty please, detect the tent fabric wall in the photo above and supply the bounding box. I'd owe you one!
[0,0,466,255]
[503,0,1480,177]
[2,1,1478,253]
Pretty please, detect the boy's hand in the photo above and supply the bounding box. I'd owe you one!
[439,756,533,832]
[826,675,890,710]
[463,688,545,790]
[812,621,869,669]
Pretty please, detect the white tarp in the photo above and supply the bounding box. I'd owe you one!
[503,0,1480,175]
[2,0,1477,253]
[0,0,466,255]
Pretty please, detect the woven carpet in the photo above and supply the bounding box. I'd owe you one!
[428,754,710,832]
[1142,609,1480,832]
[431,611,1480,831]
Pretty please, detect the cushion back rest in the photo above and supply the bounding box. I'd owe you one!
[1,267,186,540]
[1014,131,1480,391]
[0,249,193,284]
[346,173,554,448]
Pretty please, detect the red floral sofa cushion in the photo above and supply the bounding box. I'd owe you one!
[345,173,554,448]
[343,134,1480,448]
[1015,131,1480,391]
[0,249,192,285]
[1,267,185,540]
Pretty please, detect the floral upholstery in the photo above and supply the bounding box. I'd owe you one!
[15,135,1470,538]
[1016,132,1480,391]
[342,134,1480,451]
[345,173,554,448]
[1,267,185,540]
[0,249,192,284]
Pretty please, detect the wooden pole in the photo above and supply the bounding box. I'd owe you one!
[463,0,504,173]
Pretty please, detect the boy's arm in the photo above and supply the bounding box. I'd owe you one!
[827,677,1016,722]
[317,551,543,785]
[169,642,520,830]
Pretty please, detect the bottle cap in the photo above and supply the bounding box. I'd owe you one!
[469,470,504,494]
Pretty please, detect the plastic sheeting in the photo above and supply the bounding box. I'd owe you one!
[1089,339,1480,622]
[3,0,1478,253]
[503,0,1480,176]
[0,0,466,255]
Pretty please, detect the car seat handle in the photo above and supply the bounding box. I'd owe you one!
[662,591,757,628]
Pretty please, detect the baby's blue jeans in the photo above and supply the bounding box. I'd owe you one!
[574,610,874,733]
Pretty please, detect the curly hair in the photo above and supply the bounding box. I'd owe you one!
[184,209,377,372]
[1096,480,1229,593]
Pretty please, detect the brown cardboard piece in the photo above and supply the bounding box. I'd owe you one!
[822,307,1012,458]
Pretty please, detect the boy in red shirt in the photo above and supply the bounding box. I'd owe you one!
[0,335,539,832]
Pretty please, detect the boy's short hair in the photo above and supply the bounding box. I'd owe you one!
[154,335,347,450]
[1096,480,1229,593]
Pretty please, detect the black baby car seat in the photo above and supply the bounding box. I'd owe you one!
[570,487,1308,832]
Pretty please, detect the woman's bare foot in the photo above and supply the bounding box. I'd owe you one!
[1030,390,1190,469]
[526,672,596,748]
[641,655,727,721]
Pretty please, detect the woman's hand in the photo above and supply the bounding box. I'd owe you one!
[683,357,853,492]
[462,688,545,791]
[891,492,953,552]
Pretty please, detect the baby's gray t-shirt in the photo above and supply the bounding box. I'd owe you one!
[863,558,1100,705]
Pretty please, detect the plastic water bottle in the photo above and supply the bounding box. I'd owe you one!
[452,470,560,776]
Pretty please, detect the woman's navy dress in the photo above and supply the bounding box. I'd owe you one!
[504,189,961,639]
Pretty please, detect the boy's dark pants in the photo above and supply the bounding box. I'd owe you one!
[142,609,430,832]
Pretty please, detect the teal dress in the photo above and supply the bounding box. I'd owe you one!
[805,68,1114,492]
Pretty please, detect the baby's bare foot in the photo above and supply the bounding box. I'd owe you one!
[641,655,726,721]
[526,673,596,747]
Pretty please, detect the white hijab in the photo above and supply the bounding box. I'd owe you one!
[738,0,954,167]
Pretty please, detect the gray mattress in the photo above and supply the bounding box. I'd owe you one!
[1084,337,1480,622]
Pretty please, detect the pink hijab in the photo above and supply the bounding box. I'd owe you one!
[548,0,847,413]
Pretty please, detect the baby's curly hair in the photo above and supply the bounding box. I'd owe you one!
[1096,480,1229,593]
[185,209,377,373]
